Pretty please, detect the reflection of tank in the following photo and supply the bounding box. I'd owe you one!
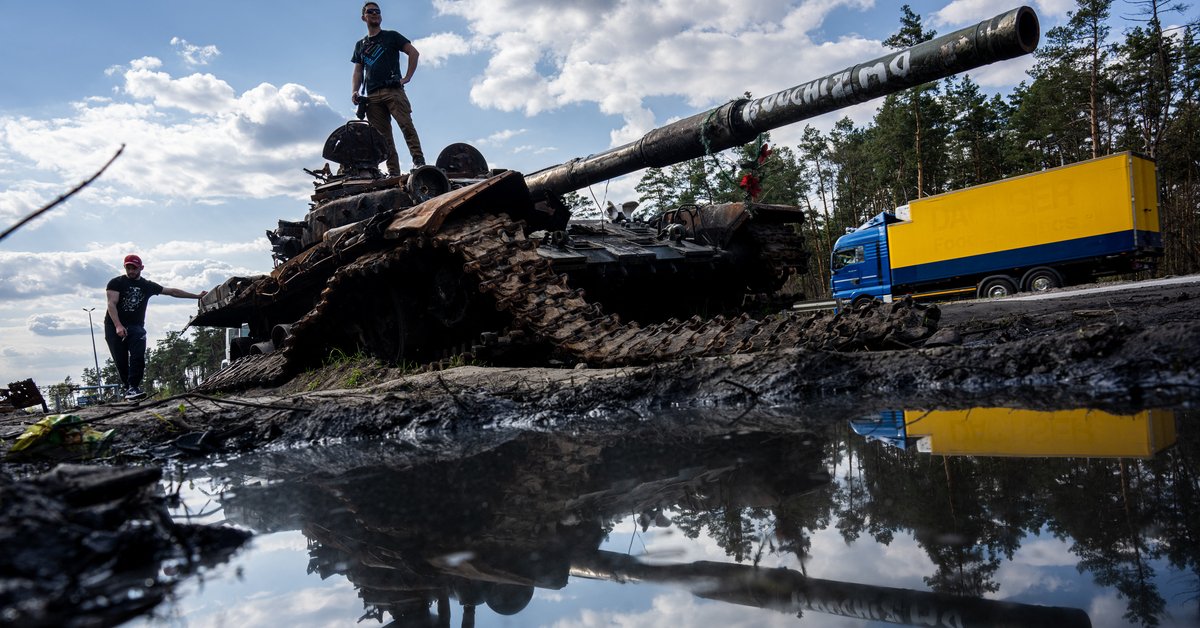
[851,408,1178,457]
[213,423,1096,628]
[219,429,831,625]
[192,7,1040,390]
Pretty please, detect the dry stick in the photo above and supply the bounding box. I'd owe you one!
[435,374,471,412]
[719,378,760,425]
[0,145,125,243]
[65,392,312,427]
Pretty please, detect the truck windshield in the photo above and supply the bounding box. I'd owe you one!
[832,246,864,271]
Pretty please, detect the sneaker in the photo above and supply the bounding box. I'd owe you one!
[125,387,147,401]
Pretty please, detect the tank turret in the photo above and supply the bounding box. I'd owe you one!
[192,6,1040,391]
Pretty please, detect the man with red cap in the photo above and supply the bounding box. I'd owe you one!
[104,254,207,400]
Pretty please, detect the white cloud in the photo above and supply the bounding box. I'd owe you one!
[475,128,527,146]
[0,244,264,306]
[27,312,87,337]
[122,59,237,114]
[0,179,76,227]
[171,37,221,67]
[0,60,342,210]
[934,1,1074,28]
[0,250,115,302]
[435,0,887,145]
[414,32,476,66]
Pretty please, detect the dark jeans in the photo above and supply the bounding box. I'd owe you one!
[104,321,147,389]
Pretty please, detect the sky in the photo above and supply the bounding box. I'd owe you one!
[0,0,1093,389]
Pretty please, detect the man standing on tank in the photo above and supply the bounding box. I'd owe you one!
[104,254,207,401]
[352,1,426,175]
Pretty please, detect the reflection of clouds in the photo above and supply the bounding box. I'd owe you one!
[175,584,359,628]
[549,590,883,628]
[1087,592,1132,628]
[146,530,362,628]
[1012,535,1076,567]
[994,561,1071,598]
[536,590,568,603]
[806,526,933,586]
[245,533,309,554]
[1000,531,1094,602]
[604,512,802,569]
[549,589,850,628]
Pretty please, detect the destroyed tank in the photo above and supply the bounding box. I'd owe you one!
[192,6,1040,390]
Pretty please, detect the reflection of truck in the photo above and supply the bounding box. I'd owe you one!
[831,152,1161,304]
[850,408,1177,458]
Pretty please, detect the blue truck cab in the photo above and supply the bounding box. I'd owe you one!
[830,212,902,305]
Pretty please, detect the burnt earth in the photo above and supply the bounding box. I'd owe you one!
[0,464,251,627]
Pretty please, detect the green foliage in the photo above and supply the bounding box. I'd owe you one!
[344,368,365,388]
[46,376,75,408]
[561,191,597,219]
[323,347,367,367]
[444,354,480,369]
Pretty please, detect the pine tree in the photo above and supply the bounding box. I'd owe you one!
[882,5,938,198]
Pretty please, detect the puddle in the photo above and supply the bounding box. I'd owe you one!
[130,407,1197,627]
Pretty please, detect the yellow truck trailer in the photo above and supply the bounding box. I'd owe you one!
[831,152,1161,303]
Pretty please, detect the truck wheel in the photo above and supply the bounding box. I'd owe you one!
[977,276,1017,299]
[851,294,876,308]
[1021,267,1062,292]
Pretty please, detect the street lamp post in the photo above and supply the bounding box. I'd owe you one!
[83,307,102,391]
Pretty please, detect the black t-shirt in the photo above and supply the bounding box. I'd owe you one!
[104,275,164,326]
[352,30,412,94]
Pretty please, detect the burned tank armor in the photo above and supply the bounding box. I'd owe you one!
[192,7,1040,390]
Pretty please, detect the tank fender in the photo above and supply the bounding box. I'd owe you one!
[386,170,535,238]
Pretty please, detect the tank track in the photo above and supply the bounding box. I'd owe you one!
[198,212,937,392]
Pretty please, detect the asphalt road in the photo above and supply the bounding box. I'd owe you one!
[791,274,1200,313]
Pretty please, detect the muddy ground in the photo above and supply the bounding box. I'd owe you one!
[4,276,1197,460]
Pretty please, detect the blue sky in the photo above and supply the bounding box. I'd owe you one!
[0,1,1089,388]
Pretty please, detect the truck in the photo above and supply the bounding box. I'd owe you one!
[830,152,1161,305]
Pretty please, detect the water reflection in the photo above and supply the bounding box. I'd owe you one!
[171,407,1197,627]
[851,408,1177,457]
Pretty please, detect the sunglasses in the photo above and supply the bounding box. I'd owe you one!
[364,8,381,14]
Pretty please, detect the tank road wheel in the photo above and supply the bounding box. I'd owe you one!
[1021,266,1063,293]
[352,283,430,364]
[977,275,1018,299]
[229,336,256,361]
[337,247,508,366]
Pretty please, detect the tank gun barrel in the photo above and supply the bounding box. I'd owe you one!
[524,6,1039,199]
